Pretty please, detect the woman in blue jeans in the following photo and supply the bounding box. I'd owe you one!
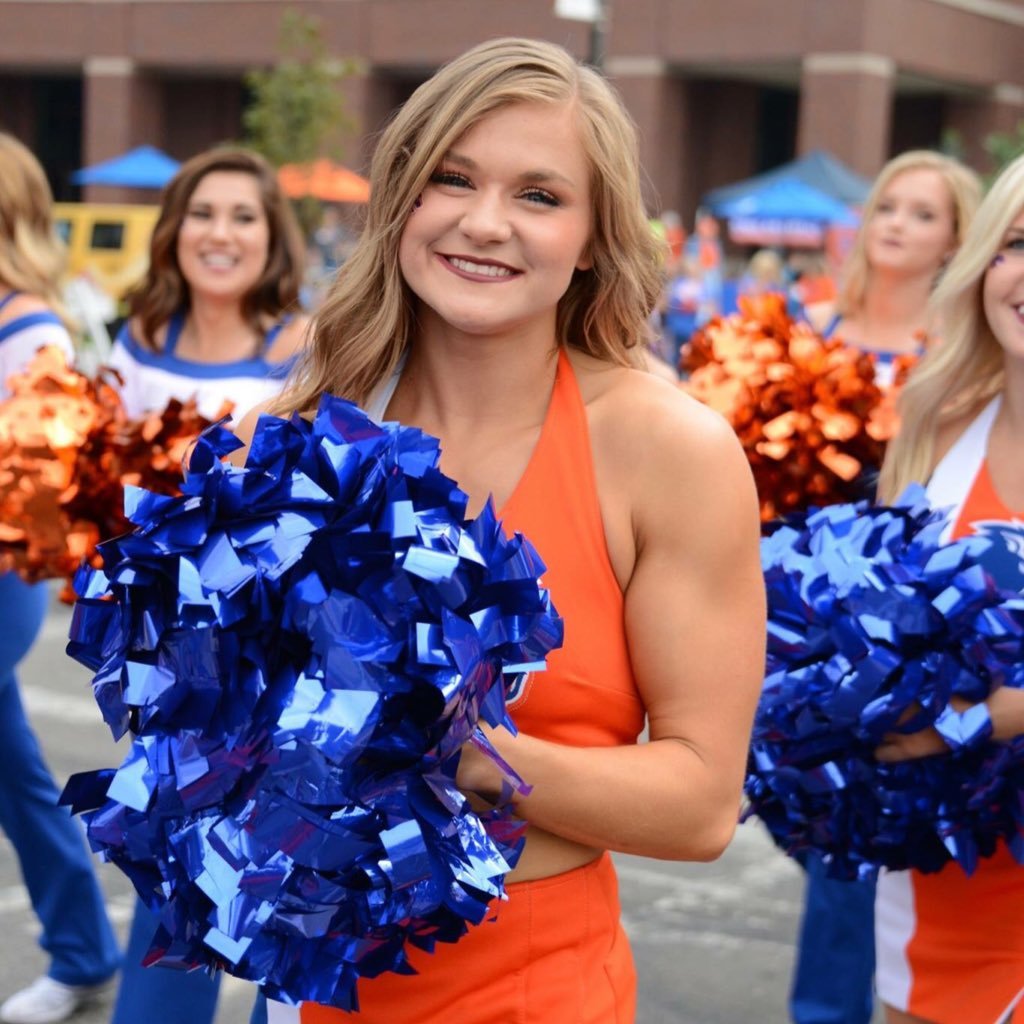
[0,132,121,1024]
[106,145,308,1024]
[0,578,121,1024]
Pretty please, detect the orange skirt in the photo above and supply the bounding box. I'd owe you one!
[876,843,1024,1023]
[284,853,635,1024]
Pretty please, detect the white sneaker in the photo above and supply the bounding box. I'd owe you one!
[0,976,112,1024]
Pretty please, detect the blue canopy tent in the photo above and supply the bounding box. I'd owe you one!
[71,146,180,189]
[715,179,859,224]
[708,174,861,253]
[703,150,872,213]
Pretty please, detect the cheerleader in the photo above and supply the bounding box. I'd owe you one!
[106,146,309,1024]
[816,150,980,381]
[0,133,121,1024]
[791,150,980,1024]
[240,36,766,1024]
[872,153,1024,1024]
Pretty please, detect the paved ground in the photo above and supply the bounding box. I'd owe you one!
[0,586,880,1023]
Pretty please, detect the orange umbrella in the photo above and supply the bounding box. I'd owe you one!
[278,159,370,203]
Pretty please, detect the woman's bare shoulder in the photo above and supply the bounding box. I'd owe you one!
[267,313,312,362]
[804,300,838,334]
[0,293,51,324]
[120,316,167,349]
[569,347,743,477]
[228,399,278,466]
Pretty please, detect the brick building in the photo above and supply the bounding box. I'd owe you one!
[0,0,1021,217]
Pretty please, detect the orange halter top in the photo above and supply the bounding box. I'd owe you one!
[953,461,1022,540]
[497,348,644,746]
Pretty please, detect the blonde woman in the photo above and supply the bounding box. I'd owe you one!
[872,154,1024,1024]
[815,150,980,383]
[0,133,120,1024]
[740,247,786,298]
[242,36,766,1024]
[791,150,981,1024]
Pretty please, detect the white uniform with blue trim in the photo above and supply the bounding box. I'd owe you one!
[0,290,122,993]
[107,306,301,1024]
[0,293,74,398]
[108,309,297,422]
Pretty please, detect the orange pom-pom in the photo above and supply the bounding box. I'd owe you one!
[0,347,229,593]
[680,296,914,521]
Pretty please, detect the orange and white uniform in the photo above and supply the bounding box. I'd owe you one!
[271,348,645,1023]
[875,396,1024,1024]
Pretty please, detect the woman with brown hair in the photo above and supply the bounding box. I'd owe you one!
[108,145,309,1024]
[0,132,121,1024]
[109,146,308,421]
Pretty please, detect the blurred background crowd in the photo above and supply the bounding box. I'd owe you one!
[1,0,1020,374]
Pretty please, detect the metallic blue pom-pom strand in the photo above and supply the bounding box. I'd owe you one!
[745,487,1024,880]
[61,395,563,1009]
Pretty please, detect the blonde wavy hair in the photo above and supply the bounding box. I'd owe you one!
[274,36,663,414]
[0,132,69,320]
[878,153,1024,501]
[837,150,981,320]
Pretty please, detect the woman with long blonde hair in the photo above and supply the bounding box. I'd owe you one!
[871,153,1024,1024]
[243,36,766,1024]
[791,149,981,1024]
[820,150,980,379]
[0,133,121,1024]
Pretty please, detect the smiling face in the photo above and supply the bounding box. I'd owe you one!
[865,168,957,279]
[176,171,270,302]
[397,100,593,344]
[983,208,1024,359]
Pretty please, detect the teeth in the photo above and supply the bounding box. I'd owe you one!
[448,257,513,278]
[202,254,238,268]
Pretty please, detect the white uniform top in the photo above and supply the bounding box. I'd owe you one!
[0,293,75,400]
[821,313,919,389]
[108,309,297,422]
[874,394,1020,1019]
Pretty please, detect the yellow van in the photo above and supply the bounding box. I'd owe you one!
[53,202,160,302]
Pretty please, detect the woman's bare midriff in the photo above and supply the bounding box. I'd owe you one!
[506,825,603,883]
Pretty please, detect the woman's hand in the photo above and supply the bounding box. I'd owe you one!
[875,696,992,762]
[454,725,510,807]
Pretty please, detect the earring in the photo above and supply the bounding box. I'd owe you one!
[991,254,1005,267]
[411,194,423,212]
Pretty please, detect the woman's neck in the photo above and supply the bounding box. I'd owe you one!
[394,316,559,435]
[180,296,259,361]
[849,271,934,351]
[999,358,1024,439]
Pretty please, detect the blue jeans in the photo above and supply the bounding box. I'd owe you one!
[790,852,876,1024]
[250,992,267,1024]
[110,898,221,1024]
[0,574,120,986]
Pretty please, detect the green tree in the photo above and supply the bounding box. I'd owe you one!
[984,120,1024,181]
[243,10,360,231]
[243,10,357,167]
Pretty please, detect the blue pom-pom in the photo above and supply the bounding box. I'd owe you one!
[745,488,1024,880]
[61,395,563,1008]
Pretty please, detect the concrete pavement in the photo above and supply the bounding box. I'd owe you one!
[0,587,872,1024]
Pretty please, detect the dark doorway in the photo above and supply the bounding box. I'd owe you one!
[33,77,83,201]
[756,87,799,173]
